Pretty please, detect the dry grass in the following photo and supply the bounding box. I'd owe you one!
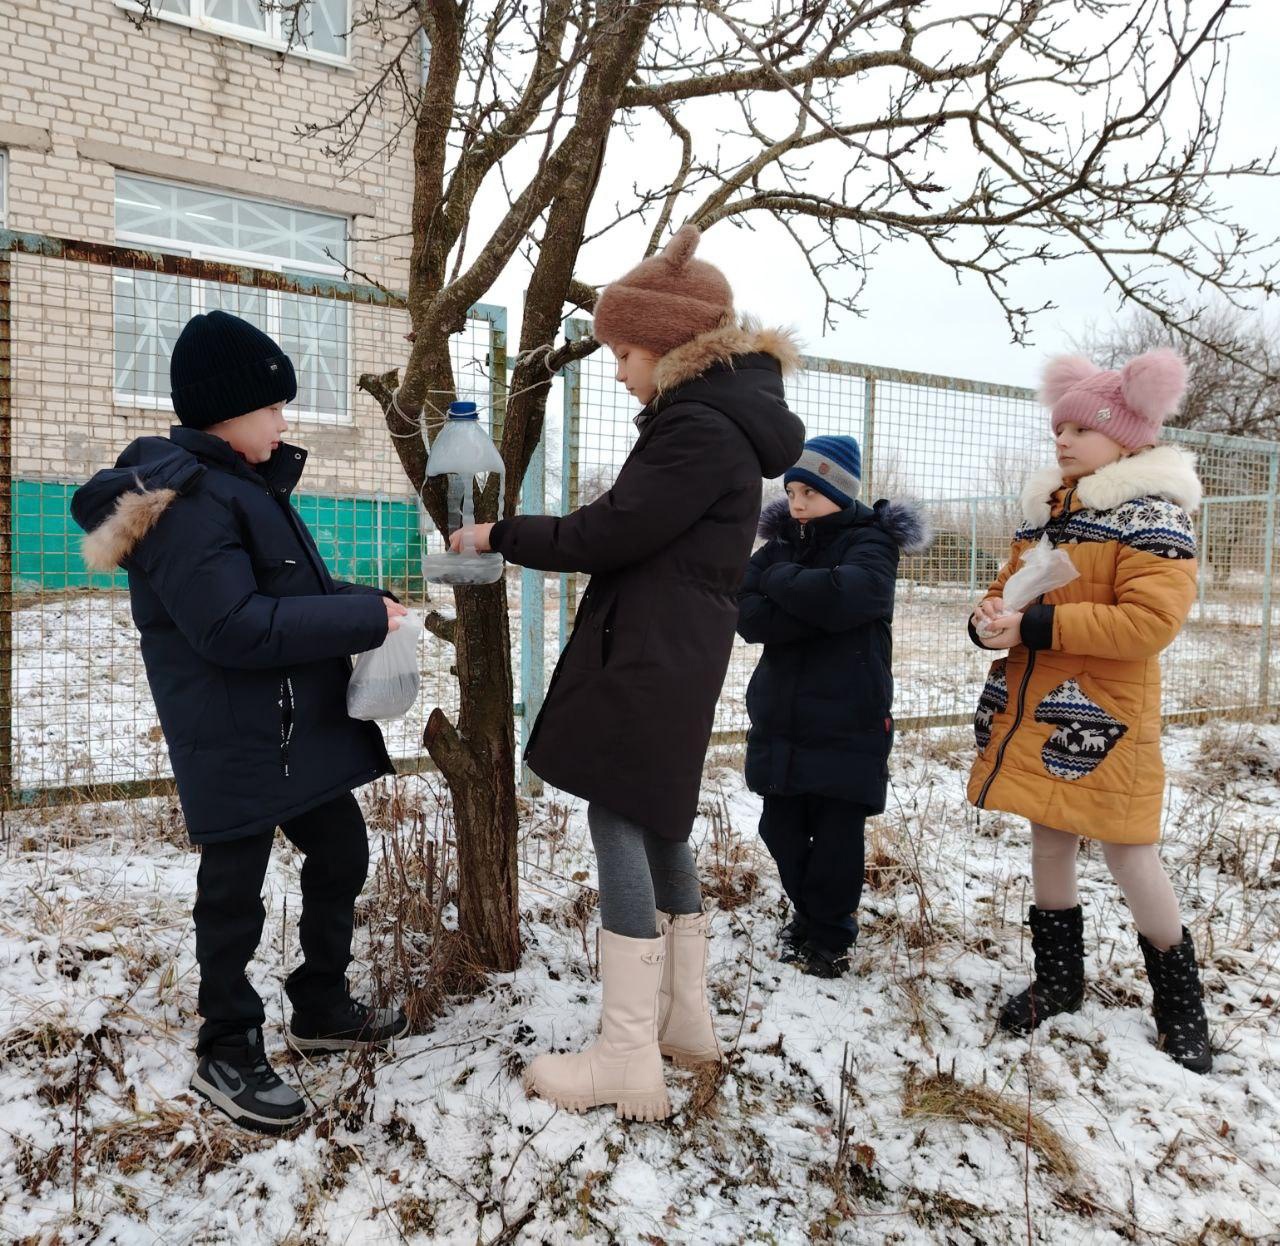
[698,787,761,912]
[902,1068,1078,1182]
[357,775,489,1032]
[4,723,1278,1243]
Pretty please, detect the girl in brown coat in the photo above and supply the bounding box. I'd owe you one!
[456,227,805,1117]
[968,350,1212,1072]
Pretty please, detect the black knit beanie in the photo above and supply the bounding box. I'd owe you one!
[169,310,297,429]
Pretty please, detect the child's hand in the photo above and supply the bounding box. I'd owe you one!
[384,599,409,632]
[980,611,1023,649]
[971,597,1006,633]
[449,523,495,554]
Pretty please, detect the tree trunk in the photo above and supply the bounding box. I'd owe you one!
[426,580,520,970]
[359,0,662,973]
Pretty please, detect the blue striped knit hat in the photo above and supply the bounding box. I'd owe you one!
[784,435,861,508]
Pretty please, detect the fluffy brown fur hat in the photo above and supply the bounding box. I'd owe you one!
[592,225,734,357]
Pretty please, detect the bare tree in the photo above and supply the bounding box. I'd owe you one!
[1077,304,1280,441]
[137,1,1278,969]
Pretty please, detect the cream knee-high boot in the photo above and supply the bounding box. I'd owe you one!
[656,910,723,1066]
[523,928,671,1121]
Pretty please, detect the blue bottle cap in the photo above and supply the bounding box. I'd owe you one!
[448,401,479,419]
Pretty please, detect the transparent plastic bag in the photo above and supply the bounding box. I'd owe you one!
[976,535,1079,636]
[346,612,424,720]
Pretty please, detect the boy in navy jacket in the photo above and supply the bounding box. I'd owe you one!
[737,436,928,976]
[72,311,409,1132]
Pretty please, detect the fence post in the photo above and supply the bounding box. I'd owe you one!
[1197,497,1209,618]
[1259,449,1278,709]
[0,247,11,805]
[861,377,876,501]
[559,318,587,653]
[519,399,546,796]
[968,498,978,593]
[488,307,508,446]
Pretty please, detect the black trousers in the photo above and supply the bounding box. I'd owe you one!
[758,793,868,954]
[193,791,369,1053]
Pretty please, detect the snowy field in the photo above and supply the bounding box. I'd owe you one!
[12,578,1278,791]
[2,718,1278,1244]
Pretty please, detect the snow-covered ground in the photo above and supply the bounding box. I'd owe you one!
[2,719,1278,1244]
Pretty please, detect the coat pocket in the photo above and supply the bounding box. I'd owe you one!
[974,659,1008,753]
[252,554,306,596]
[565,589,617,671]
[1034,677,1129,782]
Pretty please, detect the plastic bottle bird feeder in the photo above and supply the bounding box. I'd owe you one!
[419,400,506,586]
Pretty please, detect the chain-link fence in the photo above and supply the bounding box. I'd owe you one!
[558,317,1280,742]
[0,230,514,806]
[2,238,1275,810]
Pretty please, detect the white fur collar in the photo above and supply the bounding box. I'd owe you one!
[1019,444,1202,525]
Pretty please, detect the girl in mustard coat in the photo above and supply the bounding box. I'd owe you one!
[968,349,1212,1072]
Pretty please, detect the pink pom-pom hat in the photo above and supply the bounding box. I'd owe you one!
[1040,348,1188,451]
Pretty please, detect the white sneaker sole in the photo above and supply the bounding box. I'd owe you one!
[285,1014,410,1055]
[189,1069,306,1135]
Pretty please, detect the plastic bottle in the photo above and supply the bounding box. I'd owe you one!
[420,400,506,585]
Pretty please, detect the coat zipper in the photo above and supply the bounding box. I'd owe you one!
[777,519,814,792]
[975,650,1037,807]
[974,486,1075,807]
[279,673,295,777]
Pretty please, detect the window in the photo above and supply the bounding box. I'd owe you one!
[0,149,7,228]
[113,174,352,421]
[116,0,350,64]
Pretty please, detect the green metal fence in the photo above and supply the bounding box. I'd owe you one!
[11,480,426,596]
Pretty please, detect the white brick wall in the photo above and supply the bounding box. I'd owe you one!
[0,0,416,285]
[1,1,431,494]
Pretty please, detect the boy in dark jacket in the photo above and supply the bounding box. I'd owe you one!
[737,436,929,977]
[71,311,409,1133]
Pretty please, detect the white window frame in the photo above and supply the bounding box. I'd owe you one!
[114,0,353,69]
[0,149,8,228]
[114,173,355,425]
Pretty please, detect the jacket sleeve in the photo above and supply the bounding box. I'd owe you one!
[333,580,399,603]
[489,408,736,574]
[132,495,390,669]
[967,539,1023,649]
[1051,543,1197,660]
[736,543,825,644]
[752,529,898,632]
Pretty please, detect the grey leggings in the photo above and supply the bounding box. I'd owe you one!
[588,803,703,939]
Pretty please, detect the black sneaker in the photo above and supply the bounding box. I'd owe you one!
[799,941,852,979]
[286,997,409,1055]
[190,1027,306,1135]
[779,918,809,963]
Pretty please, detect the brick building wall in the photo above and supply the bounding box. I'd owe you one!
[0,0,431,501]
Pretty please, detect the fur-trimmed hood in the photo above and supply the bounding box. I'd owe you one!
[71,426,310,572]
[757,495,933,553]
[71,440,207,572]
[644,316,806,480]
[653,314,803,395]
[1019,444,1202,525]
